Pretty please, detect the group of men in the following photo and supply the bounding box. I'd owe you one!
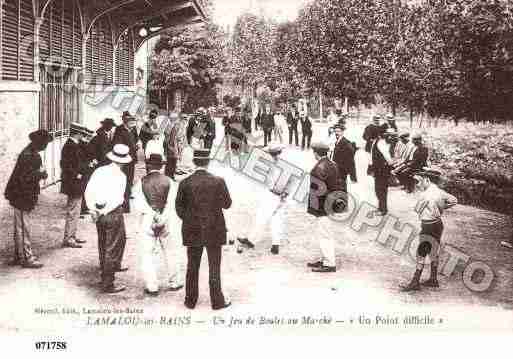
[3,106,458,308]
[363,114,429,216]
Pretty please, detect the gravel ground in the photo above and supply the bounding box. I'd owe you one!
[1,118,512,334]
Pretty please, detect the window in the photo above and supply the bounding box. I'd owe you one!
[0,0,34,81]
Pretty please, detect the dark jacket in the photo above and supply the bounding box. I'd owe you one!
[203,117,216,142]
[113,125,138,163]
[286,111,299,128]
[307,157,340,217]
[176,169,232,247]
[4,144,47,212]
[371,139,392,177]
[407,144,428,170]
[363,124,380,152]
[300,116,312,134]
[241,114,252,133]
[88,128,112,166]
[60,139,90,197]
[260,113,275,131]
[186,118,199,145]
[332,137,357,183]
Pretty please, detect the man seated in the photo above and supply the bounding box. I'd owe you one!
[392,132,429,192]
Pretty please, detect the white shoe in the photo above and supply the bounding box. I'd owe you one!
[500,241,513,249]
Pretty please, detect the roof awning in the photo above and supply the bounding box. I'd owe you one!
[76,0,206,50]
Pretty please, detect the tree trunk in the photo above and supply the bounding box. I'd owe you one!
[410,108,413,128]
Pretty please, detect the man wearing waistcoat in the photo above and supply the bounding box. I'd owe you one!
[331,124,357,195]
[371,125,394,215]
[133,154,184,296]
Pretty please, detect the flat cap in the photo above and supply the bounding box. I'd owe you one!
[265,143,285,154]
[311,141,330,151]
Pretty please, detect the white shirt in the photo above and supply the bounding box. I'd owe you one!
[132,171,179,237]
[376,138,393,165]
[415,183,458,222]
[145,137,164,159]
[85,163,126,216]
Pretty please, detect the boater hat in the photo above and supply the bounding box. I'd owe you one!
[193,149,211,160]
[414,167,442,180]
[265,143,285,155]
[107,144,132,164]
[399,131,410,139]
[311,141,330,152]
[70,122,94,137]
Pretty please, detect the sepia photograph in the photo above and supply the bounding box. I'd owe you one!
[0,0,512,354]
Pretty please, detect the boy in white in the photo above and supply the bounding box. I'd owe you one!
[132,154,184,296]
[401,168,458,292]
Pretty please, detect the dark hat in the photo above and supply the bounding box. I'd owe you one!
[414,167,442,180]
[101,118,116,127]
[70,123,94,137]
[122,111,135,121]
[333,123,346,131]
[311,141,330,152]
[146,153,164,167]
[29,129,53,144]
[193,149,211,160]
[386,114,395,121]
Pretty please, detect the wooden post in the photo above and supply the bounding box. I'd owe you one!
[319,88,323,121]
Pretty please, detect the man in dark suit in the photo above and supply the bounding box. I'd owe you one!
[363,115,381,153]
[113,111,139,212]
[371,125,394,215]
[175,149,232,310]
[260,104,275,147]
[203,113,216,149]
[4,130,52,268]
[331,124,357,195]
[60,123,94,248]
[286,105,299,146]
[300,113,312,150]
[307,141,341,273]
[89,118,115,167]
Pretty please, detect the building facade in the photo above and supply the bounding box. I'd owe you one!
[0,0,204,230]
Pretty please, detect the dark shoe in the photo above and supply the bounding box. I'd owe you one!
[75,238,87,244]
[22,260,44,269]
[115,266,129,272]
[165,284,184,292]
[144,289,159,297]
[184,301,196,310]
[421,279,439,288]
[7,258,21,266]
[270,245,279,255]
[213,301,232,310]
[400,281,421,292]
[312,265,336,273]
[307,261,323,268]
[103,284,126,294]
[63,241,82,248]
[237,237,255,249]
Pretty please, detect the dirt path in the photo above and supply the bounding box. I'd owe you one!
[1,119,512,334]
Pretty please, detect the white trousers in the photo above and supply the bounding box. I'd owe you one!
[247,192,285,246]
[139,231,183,292]
[312,216,336,267]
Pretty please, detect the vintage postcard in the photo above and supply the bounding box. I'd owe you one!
[1,0,512,354]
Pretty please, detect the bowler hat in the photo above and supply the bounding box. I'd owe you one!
[122,111,135,121]
[333,123,346,131]
[146,153,164,167]
[29,130,53,145]
[101,118,116,127]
